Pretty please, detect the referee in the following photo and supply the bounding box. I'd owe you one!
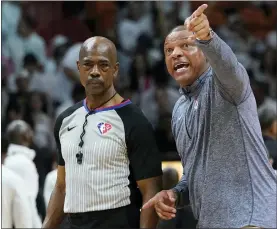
[42,36,163,229]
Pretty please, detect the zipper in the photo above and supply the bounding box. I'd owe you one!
[184,96,192,139]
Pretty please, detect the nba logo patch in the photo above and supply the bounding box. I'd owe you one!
[97,122,112,134]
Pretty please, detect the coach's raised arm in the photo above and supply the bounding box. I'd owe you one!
[190,4,251,105]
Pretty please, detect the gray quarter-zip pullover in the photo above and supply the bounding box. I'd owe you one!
[172,33,276,228]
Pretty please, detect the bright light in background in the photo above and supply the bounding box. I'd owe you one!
[162,161,183,180]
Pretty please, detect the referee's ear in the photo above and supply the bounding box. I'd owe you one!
[113,62,119,80]
[77,61,80,72]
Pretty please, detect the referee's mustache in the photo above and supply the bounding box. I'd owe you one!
[86,78,104,85]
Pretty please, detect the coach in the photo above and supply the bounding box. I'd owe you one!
[42,37,162,229]
[143,4,276,228]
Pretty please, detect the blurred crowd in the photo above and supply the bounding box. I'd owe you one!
[1,1,276,228]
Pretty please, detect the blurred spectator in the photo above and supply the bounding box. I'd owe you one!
[5,70,31,128]
[140,70,180,128]
[43,160,58,208]
[258,104,277,169]
[154,2,184,38]
[55,83,86,120]
[38,2,92,44]
[2,2,22,42]
[29,91,54,150]
[266,31,277,50]
[155,112,177,154]
[7,53,58,107]
[115,50,132,90]
[118,2,154,54]
[84,2,117,35]
[129,47,154,103]
[250,78,276,111]
[60,43,82,101]
[45,35,70,74]
[260,46,277,99]
[31,144,54,222]
[157,168,197,229]
[4,120,42,227]
[2,64,9,125]
[22,53,59,107]
[45,36,74,105]
[2,14,47,74]
[2,137,33,228]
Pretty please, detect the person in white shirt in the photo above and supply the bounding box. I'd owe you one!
[117,2,153,54]
[4,120,42,228]
[2,138,33,228]
[1,2,22,42]
[44,169,57,208]
[140,79,180,129]
[59,43,82,100]
[55,83,85,120]
[2,14,47,74]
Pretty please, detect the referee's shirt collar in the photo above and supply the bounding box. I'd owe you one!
[83,98,132,113]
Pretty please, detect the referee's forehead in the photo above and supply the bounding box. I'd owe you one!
[79,37,116,63]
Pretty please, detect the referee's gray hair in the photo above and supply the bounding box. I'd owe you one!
[6,120,31,143]
[258,104,277,131]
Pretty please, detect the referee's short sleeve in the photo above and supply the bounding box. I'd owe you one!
[54,114,65,166]
[126,111,163,181]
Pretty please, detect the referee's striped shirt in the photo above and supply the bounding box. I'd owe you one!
[54,99,162,213]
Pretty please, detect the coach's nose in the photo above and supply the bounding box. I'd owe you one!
[172,47,183,59]
[90,65,100,78]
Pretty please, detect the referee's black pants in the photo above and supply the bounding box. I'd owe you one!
[63,204,140,229]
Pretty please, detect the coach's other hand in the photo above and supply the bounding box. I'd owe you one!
[142,190,177,220]
[185,4,211,41]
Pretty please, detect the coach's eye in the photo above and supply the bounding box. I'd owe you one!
[166,48,173,55]
[183,43,189,49]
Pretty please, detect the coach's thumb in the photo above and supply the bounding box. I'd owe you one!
[168,190,176,203]
[186,35,196,46]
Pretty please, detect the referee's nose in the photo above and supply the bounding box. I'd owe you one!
[89,65,101,78]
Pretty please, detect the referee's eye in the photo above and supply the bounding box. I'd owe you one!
[83,63,92,70]
[100,63,109,70]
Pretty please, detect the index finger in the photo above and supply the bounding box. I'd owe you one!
[142,198,156,210]
[192,4,208,18]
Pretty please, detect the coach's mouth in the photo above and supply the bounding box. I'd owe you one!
[172,61,190,78]
[174,62,190,72]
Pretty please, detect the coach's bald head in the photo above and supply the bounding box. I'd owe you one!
[77,36,119,96]
[6,120,33,147]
